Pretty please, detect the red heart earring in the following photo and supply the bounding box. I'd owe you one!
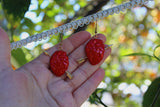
[85,37,105,65]
[85,20,105,65]
[44,33,73,79]
[78,20,107,65]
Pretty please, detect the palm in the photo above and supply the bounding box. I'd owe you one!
[0,28,111,107]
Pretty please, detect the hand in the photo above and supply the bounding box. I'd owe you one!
[0,28,111,107]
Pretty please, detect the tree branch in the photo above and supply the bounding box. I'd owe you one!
[74,0,110,33]
[64,0,110,33]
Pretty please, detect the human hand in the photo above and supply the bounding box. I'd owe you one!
[0,28,111,107]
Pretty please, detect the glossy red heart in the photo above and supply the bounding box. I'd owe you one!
[85,39,105,65]
[50,50,69,76]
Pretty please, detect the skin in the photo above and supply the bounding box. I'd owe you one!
[0,27,111,107]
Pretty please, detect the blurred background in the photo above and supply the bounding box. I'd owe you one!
[0,0,160,107]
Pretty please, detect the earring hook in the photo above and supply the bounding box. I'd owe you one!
[59,33,63,50]
[94,20,98,38]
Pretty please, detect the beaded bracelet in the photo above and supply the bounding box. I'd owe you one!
[10,0,153,50]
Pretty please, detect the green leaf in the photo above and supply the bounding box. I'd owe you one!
[1,0,31,27]
[156,30,160,39]
[54,0,66,6]
[21,18,35,30]
[153,45,160,62]
[123,53,153,57]
[11,48,28,68]
[143,77,160,107]
[119,47,133,56]
[115,0,123,4]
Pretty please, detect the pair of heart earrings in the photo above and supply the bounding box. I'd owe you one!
[44,21,111,79]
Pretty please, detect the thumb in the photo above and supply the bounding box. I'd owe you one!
[0,27,11,70]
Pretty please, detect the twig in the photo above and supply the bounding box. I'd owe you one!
[95,93,108,107]
[73,0,110,33]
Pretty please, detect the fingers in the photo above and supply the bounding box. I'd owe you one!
[37,31,91,67]
[67,47,111,91]
[0,28,11,70]
[66,34,106,77]
[73,68,105,106]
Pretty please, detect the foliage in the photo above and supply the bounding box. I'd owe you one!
[0,0,160,107]
[1,0,30,41]
[1,0,30,20]
[143,77,160,107]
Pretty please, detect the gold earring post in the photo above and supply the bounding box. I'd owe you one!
[105,44,113,50]
[77,57,87,64]
[66,71,73,79]
[43,50,51,57]
[94,20,98,38]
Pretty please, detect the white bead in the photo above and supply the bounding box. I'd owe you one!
[136,0,141,5]
[86,17,91,24]
[26,37,32,43]
[51,29,55,35]
[93,14,98,21]
[37,34,42,41]
[49,34,53,38]
[17,41,22,48]
[144,0,149,4]
[83,17,90,25]
[46,31,51,38]
[90,15,96,22]
[120,4,126,12]
[75,21,80,27]
[102,10,109,18]
[114,7,120,14]
[32,35,38,42]
[42,33,47,40]
[74,23,78,29]
[126,2,132,9]
[88,15,94,22]
[12,43,17,49]
[108,8,114,15]
[77,20,84,27]
[58,26,63,33]
[131,1,136,8]
[67,23,73,31]
[142,0,148,4]
[140,0,145,6]
[97,12,103,19]
[71,22,75,29]
[133,1,138,7]
[63,24,69,33]
[62,25,67,33]
[71,22,78,29]
[10,43,14,50]
[48,30,52,35]
[77,20,82,27]
[22,40,27,46]
[53,28,59,35]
